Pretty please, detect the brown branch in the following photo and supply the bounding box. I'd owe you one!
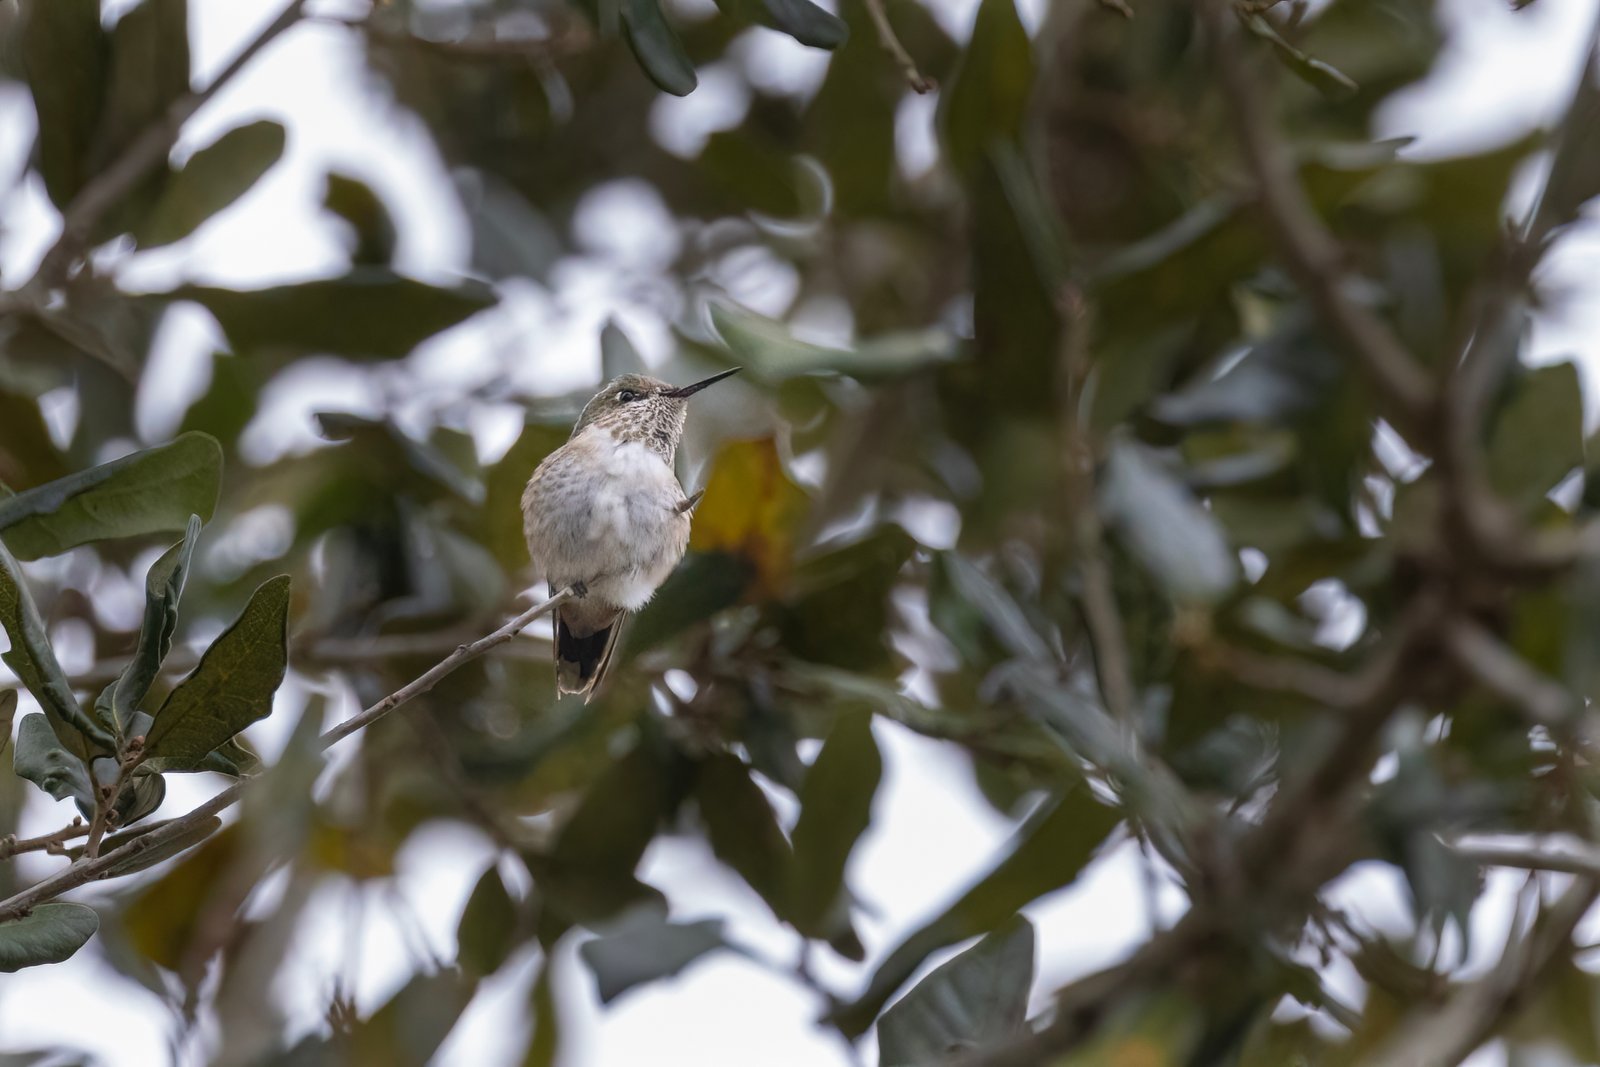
[1366,874,1599,1067]
[0,818,88,860]
[1205,0,1434,437]
[860,0,935,93]
[8,0,309,303]
[0,588,571,923]
[1444,618,1576,727]
[1449,834,1600,877]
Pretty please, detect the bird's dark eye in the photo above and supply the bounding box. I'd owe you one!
[617,389,642,403]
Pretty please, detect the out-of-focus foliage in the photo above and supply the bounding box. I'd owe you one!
[3,0,1600,1063]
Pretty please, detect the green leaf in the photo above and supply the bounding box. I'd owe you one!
[1532,33,1600,239]
[1099,438,1238,606]
[1238,11,1357,98]
[0,432,222,562]
[788,710,881,937]
[144,575,291,769]
[323,171,398,266]
[342,970,476,1066]
[134,120,286,248]
[523,961,561,1067]
[0,902,99,972]
[695,753,794,919]
[20,0,109,209]
[619,552,750,665]
[110,515,200,735]
[1486,360,1584,513]
[621,0,697,96]
[0,543,111,752]
[458,864,518,977]
[482,419,568,570]
[710,302,957,384]
[878,915,1035,1066]
[175,270,496,359]
[11,713,93,809]
[0,690,16,765]
[578,906,729,1004]
[95,0,189,157]
[756,0,847,48]
[938,0,1032,176]
[833,787,1119,1037]
[601,320,648,379]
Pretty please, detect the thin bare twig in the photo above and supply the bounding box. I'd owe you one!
[1449,834,1600,878]
[0,589,571,923]
[0,819,88,860]
[860,0,935,94]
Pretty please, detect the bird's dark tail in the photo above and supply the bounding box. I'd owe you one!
[554,607,624,702]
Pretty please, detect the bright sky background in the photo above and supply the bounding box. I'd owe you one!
[2,0,1600,1064]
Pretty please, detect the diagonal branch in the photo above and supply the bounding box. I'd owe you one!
[0,588,571,924]
[1204,0,1435,437]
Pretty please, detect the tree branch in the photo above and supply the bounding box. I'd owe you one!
[0,819,88,860]
[0,588,571,923]
[1366,874,1599,1067]
[1204,0,1435,437]
[1444,618,1576,727]
[1449,834,1600,878]
[860,0,935,94]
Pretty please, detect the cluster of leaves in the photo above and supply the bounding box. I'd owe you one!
[3,0,1600,1063]
[0,433,293,970]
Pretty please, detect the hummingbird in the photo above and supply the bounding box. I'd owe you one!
[522,367,741,700]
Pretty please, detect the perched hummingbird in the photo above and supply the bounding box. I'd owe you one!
[522,367,740,700]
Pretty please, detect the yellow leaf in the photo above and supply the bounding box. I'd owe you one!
[688,438,808,598]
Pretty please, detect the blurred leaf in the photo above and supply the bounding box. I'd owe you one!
[621,0,697,96]
[621,551,750,661]
[135,120,286,248]
[0,543,111,753]
[111,515,200,734]
[179,352,262,454]
[537,737,681,928]
[0,902,99,972]
[695,753,793,919]
[834,787,1118,1036]
[939,0,1032,175]
[1100,439,1238,606]
[789,710,880,937]
[20,0,108,208]
[711,303,957,383]
[0,390,69,490]
[458,864,518,977]
[725,0,848,49]
[323,171,398,266]
[878,915,1034,1066]
[11,713,93,809]
[1486,360,1584,512]
[144,575,290,770]
[1239,10,1357,98]
[1531,32,1600,239]
[688,437,808,598]
[483,418,569,570]
[122,823,238,971]
[95,0,189,160]
[579,906,730,1003]
[780,525,916,672]
[0,432,221,562]
[341,969,476,1067]
[0,690,14,765]
[176,271,495,359]
[698,133,807,218]
[601,320,648,379]
[1154,323,1343,427]
[523,961,561,1067]
[934,553,1050,662]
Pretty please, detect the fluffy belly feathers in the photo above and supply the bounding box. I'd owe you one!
[524,434,690,611]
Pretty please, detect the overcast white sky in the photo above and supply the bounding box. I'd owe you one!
[3,0,1600,1064]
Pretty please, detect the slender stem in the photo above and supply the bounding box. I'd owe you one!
[0,589,570,923]
[860,0,934,93]
[0,819,88,860]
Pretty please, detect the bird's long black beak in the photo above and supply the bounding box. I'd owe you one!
[663,367,741,398]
